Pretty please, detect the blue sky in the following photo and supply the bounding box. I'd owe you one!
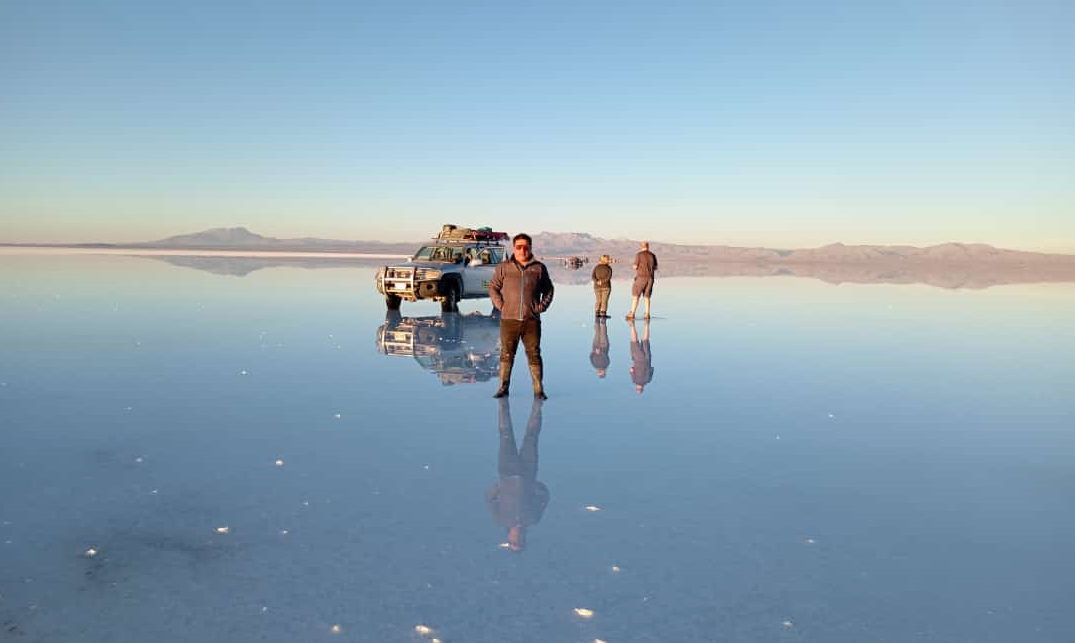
[2,0,1073,251]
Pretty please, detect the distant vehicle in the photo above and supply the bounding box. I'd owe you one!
[562,256,588,269]
[376,310,502,385]
[375,224,509,312]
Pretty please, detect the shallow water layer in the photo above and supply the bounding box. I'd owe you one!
[1,254,1073,643]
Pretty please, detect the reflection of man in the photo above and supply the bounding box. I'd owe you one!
[626,241,658,320]
[486,398,548,552]
[628,320,654,393]
[489,233,555,399]
[590,318,610,378]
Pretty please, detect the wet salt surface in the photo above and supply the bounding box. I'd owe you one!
[1,255,1074,642]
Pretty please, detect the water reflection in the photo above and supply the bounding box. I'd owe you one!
[590,318,610,378]
[376,311,501,385]
[628,319,654,393]
[486,398,548,552]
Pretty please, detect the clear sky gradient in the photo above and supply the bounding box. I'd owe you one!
[2,0,1073,251]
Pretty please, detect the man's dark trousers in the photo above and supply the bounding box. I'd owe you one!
[499,318,543,395]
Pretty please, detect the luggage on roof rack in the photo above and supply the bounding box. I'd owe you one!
[435,224,508,244]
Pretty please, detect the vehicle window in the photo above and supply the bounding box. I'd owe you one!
[415,246,463,262]
[478,250,491,264]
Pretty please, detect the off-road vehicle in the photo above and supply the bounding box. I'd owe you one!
[375,224,508,312]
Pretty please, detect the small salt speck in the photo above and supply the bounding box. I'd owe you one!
[84,548,98,558]
[280,529,289,535]
[215,526,230,534]
[431,639,441,643]
[828,413,834,418]
[150,489,158,495]
[333,413,342,419]
[261,606,268,613]
[595,639,608,643]
[611,566,621,572]
[805,538,816,544]
[783,620,794,629]
[498,542,511,549]
[574,607,595,619]
[240,370,248,376]
[4,540,12,545]
[274,459,284,467]
[414,624,435,636]
[124,406,133,412]
[330,624,342,634]
[134,457,143,463]
[584,505,602,512]
[775,435,781,440]
[423,465,430,470]
[302,501,310,506]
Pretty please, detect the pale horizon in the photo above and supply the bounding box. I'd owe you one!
[1,223,1072,256]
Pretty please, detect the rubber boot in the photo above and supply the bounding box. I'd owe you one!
[493,361,512,398]
[529,364,547,400]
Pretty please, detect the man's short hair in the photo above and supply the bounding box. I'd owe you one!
[513,233,533,247]
[640,241,649,250]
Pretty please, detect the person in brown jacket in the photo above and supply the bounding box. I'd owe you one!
[591,254,612,318]
[488,233,555,399]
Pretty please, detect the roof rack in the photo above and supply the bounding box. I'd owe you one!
[434,224,508,244]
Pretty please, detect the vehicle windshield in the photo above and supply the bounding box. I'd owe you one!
[412,246,464,263]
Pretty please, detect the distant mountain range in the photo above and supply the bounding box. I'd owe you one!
[7,226,1075,270]
[139,227,418,254]
[134,226,1075,266]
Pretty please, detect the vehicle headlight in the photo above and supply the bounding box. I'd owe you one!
[415,268,441,281]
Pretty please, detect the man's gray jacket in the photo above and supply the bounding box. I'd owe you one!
[489,258,554,321]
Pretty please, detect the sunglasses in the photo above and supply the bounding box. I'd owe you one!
[514,244,530,250]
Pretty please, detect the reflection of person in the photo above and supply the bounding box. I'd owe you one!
[628,319,654,393]
[626,241,658,320]
[486,398,548,552]
[590,318,610,378]
[488,233,555,399]
[591,254,612,318]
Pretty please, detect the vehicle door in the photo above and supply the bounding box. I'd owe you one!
[463,247,497,296]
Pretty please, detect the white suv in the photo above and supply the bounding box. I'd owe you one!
[375,226,508,312]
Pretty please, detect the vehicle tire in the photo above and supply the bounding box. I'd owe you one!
[385,294,402,310]
[440,281,459,312]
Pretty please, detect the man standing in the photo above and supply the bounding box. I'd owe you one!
[489,233,555,399]
[626,241,658,320]
[591,254,612,318]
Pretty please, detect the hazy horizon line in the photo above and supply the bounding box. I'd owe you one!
[2,227,1074,257]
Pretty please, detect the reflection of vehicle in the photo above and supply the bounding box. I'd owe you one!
[375,224,508,312]
[376,311,502,385]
